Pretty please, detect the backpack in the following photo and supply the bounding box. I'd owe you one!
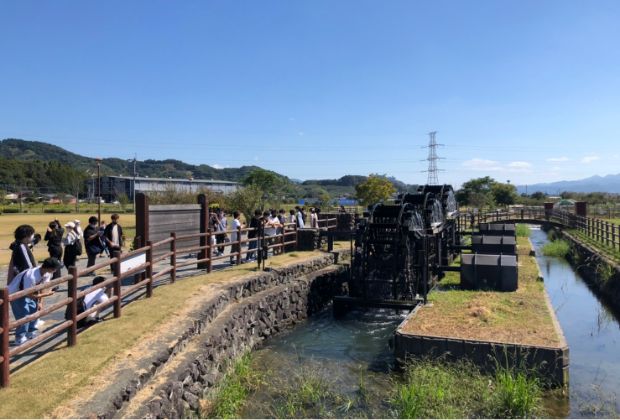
[64,296,88,328]
[74,238,83,256]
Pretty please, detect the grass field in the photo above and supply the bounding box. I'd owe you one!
[0,213,136,268]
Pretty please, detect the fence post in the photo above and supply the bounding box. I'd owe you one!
[112,250,122,318]
[68,266,79,347]
[237,225,242,265]
[605,222,610,247]
[294,223,299,251]
[170,232,177,282]
[613,224,617,251]
[206,229,212,273]
[146,241,153,298]
[0,288,10,387]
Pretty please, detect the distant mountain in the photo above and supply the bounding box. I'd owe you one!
[0,138,268,183]
[517,174,620,194]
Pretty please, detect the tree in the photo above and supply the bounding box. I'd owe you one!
[456,176,496,208]
[355,174,396,206]
[491,182,517,206]
[224,185,264,222]
[243,168,279,192]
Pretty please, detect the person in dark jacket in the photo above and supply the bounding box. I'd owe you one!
[245,210,261,262]
[83,216,103,269]
[44,220,64,279]
[103,213,124,257]
[8,224,37,282]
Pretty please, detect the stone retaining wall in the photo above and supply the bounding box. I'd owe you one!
[144,265,347,418]
[94,252,349,418]
[554,229,620,308]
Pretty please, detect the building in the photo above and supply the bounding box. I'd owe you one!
[89,175,239,202]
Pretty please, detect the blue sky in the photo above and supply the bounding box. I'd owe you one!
[1,0,619,188]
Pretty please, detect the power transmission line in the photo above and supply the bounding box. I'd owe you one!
[421,131,444,185]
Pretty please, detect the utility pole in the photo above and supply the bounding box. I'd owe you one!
[132,154,137,213]
[421,131,444,185]
[96,158,102,225]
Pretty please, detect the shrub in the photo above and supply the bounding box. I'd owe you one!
[541,239,570,258]
[3,208,20,213]
[516,224,531,237]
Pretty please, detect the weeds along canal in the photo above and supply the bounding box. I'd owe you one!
[239,308,407,418]
[235,227,619,418]
[531,226,620,417]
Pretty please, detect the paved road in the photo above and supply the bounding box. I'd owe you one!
[8,244,261,373]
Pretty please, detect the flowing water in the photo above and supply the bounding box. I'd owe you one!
[530,227,620,417]
[241,227,620,418]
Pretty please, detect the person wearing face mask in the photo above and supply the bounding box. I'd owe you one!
[83,216,104,270]
[8,258,61,345]
[7,224,37,283]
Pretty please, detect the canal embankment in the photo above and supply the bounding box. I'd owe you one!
[394,235,569,387]
[0,250,349,419]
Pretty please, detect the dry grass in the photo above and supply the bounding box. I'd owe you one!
[0,250,322,418]
[0,213,136,268]
[400,237,561,347]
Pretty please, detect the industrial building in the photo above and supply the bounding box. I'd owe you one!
[88,175,239,202]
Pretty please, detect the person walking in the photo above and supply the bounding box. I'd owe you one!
[8,258,60,345]
[84,216,104,270]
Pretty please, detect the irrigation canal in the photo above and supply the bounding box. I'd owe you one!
[531,226,620,417]
[237,227,619,418]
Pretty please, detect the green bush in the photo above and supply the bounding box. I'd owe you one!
[516,224,531,237]
[2,208,20,213]
[541,239,571,258]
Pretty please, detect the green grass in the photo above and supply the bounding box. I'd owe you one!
[391,359,543,419]
[567,229,620,264]
[516,224,531,237]
[541,239,571,258]
[203,354,263,418]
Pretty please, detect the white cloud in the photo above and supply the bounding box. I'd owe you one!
[298,131,305,136]
[462,158,502,171]
[546,157,569,162]
[581,155,600,164]
[212,163,225,169]
[507,161,532,171]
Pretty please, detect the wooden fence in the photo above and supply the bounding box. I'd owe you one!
[0,222,303,387]
[457,207,620,253]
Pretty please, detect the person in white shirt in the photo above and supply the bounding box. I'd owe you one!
[83,276,109,324]
[8,258,60,345]
[310,208,319,229]
[229,211,243,265]
[295,206,305,229]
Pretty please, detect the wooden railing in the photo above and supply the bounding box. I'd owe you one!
[0,223,299,387]
[457,207,620,253]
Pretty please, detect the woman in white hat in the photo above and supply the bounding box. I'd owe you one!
[62,221,80,271]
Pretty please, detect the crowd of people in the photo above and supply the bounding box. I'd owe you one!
[6,214,124,346]
[4,206,325,346]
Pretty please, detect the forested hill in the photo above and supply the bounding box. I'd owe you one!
[0,138,415,198]
[0,138,266,182]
